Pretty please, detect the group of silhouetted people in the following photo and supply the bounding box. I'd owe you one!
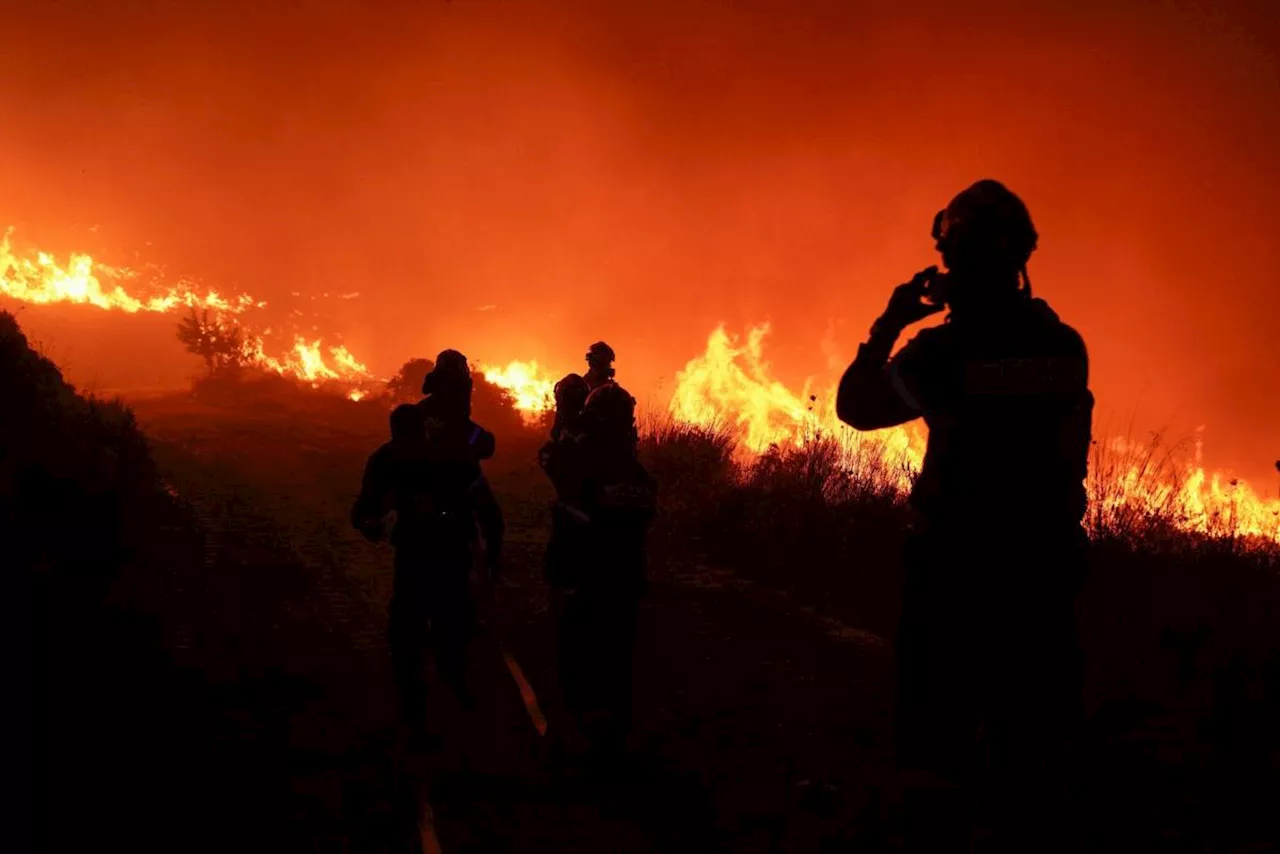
[539,343,656,768]
[350,338,656,768]
[351,179,1094,852]
[351,349,506,729]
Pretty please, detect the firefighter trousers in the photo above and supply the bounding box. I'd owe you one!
[553,585,640,757]
[388,544,476,726]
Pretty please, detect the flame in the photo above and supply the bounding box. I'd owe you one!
[1,228,375,391]
[481,360,556,421]
[1090,432,1280,541]
[239,334,375,386]
[670,323,923,491]
[670,324,1280,544]
[1,229,258,314]
[331,345,369,376]
[6,228,1277,544]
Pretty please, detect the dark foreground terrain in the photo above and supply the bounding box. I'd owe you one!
[23,366,1280,850]
[77,394,903,853]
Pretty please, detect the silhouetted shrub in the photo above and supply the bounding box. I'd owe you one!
[176,308,247,377]
[2,311,157,600]
[385,357,434,402]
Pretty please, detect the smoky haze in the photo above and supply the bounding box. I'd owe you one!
[2,0,1277,485]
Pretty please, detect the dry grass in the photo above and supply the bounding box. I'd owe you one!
[635,411,1280,814]
[637,410,1278,559]
[634,410,1278,646]
[1088,430,1280,554]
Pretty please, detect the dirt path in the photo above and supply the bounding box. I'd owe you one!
[118,400,910,851]
[112,397,1279,852]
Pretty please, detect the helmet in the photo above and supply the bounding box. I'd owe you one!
[554,373,591,411]
[582,382,636,427]
[932,179,1038,276]
[434,349,470,375]
[422,349,473,395]
[585,341,616,367]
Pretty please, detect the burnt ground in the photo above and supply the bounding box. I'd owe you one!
[38,394,1280,853]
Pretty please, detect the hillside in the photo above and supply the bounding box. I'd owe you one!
[11,305,1279,852]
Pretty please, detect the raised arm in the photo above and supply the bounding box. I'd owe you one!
[837,270,945,431]
[839,271,943,430]
[837,320,925,431]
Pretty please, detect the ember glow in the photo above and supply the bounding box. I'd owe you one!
[670,324,1280,545]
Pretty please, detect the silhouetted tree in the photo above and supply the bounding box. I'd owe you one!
[386,358,435,402]
[176,309,246,376]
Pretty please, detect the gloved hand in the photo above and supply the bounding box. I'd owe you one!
[877,267,947,332]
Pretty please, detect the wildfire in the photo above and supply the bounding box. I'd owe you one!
[6,227,1277,544]
[670,324,1280,545]
[240,335,375,385]
[1091,432,1280,542]
[481,360,556,421]
[0,228,375,392]
[1,229,258,314]
[670,323,923,490]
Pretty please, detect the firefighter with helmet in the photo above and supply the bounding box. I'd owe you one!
[584,341,617,391]
[548,373,592,444]
[837,179,1094,853]
[417,350,505,580]
[539,376,655,774]
[351,349,502,750]
[539,372,593,619]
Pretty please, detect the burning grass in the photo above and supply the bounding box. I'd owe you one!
[6,230,1276,547]
[638,411,1279,557]
[636,410,1280,799]
[1088,430,1280,551]
[667,323,1280,547]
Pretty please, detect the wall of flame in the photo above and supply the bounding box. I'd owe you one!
[4,231,1276,544]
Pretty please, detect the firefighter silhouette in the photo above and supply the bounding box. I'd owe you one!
[539,372,596,596]
[837,179,1093,853]
[548,373,591,444]
[418,351,504,581]
[351,350,502,744]
[584,341,617,391]
[539,378,655,770]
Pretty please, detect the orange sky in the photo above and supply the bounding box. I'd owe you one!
[2,0,1277,485]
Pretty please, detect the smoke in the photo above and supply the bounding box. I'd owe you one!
[819,319,849,376]
[0,0,1277,484]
